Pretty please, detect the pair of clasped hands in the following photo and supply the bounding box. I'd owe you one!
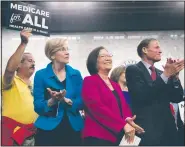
[47,88,73,106]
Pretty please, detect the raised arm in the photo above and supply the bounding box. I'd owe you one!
[3,29,31,90]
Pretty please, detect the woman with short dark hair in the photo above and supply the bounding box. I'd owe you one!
[82,46,145,146]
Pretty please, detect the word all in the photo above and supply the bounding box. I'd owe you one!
[22,14,48,29]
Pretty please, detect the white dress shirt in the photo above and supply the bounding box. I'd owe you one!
[141,60,169,84]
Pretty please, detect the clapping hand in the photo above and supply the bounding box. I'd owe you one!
[163,58,184,78]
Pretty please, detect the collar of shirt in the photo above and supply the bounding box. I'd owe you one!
[15,75,32,86]
[45,62,77,79]
[141,60,153,75]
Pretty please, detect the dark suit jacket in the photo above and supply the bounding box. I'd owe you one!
[126,61,183,145]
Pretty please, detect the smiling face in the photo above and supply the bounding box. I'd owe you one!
[97,49,113,73]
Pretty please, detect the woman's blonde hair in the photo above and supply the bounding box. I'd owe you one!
[45,38,67,60]
[110,65,126,83]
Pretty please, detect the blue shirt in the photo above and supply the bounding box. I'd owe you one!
[122,91,131,106]
[33,63,84,131]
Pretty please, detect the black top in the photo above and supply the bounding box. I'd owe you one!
[61,79,66,89]
[43,79,66,117]
[61,79,67,115]
[112,90,123,118]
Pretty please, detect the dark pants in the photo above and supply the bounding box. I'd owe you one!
[139,123,179,146]
[35,113,81,146]
[83,130,124,146]
[177,126,185,146]
[83,137,116,146]
[176,111,185,146]
[159,130,178,146]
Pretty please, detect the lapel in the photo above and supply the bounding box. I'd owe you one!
[111,81,126,118]
[137,61,153,83]
[65,65,76,98]
[96,74,123,100]
[95,74,115,98]
[155,68,163,77]
[137,61,163,84]
[66,73,72,98]
[95,74,124,117]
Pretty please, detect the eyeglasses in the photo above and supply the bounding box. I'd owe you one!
[99,54,113,58]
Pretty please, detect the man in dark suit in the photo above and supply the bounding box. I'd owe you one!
[126,38,184,146]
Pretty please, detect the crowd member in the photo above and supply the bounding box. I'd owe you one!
[82,46,145,146]
[33,38,84,146]
[2,29,37,146]
[110,65,131,106]
[126,38,184,146]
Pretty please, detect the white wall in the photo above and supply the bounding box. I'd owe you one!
[1,28,184,86]
[1,28,184,115]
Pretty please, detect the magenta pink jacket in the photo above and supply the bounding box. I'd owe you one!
[82,74,132,143]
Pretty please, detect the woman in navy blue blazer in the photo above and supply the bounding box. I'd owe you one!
[33,38,84,146]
